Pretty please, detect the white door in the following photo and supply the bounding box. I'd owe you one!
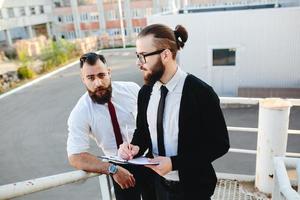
[208,47,239,96]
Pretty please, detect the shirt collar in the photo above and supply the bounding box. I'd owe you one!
[153,66,185,93]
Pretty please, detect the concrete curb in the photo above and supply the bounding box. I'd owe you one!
[0,60,79,100]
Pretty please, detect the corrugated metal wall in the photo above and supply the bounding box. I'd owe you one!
[148,7,300,96]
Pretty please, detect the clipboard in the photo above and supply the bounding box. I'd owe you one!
[98,155,159,165]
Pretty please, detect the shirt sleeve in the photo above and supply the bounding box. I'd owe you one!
[129,82,141,98]
[67,106,91,156]
[127,82,141,120]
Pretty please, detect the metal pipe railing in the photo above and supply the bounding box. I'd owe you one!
[297,160,300,194]
[228,126,300,135]
[0,170,111,200]
[0,97,299,199]
[220,97,300,106]
[272,157,300,200]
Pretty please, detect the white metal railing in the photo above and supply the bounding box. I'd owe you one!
[0,170,112,200]
[220,97,300,106]
[272,157,300,200]
[222,97,300,158]
[0,97,299,199]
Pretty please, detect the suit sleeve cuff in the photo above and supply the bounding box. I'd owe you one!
[170,156,179,170]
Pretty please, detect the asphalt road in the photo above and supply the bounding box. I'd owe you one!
[0,48,299,200]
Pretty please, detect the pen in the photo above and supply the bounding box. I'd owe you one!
[125,124,132,152]
[125,124,130,143]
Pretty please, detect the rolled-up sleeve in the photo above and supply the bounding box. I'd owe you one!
[67,108,90,156]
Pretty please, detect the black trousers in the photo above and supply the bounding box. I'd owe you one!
[154,174,211,200]
[112,164,156,200]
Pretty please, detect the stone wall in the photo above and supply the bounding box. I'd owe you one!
[0,71,20,93]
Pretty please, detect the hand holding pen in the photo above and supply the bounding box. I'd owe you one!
[118,125,140,160]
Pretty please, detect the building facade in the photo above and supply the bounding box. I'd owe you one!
[0,0,53,47]
[1,0,299,47]
[148,2,300,97]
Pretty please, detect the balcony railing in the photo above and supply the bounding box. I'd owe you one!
[0,97,299,199]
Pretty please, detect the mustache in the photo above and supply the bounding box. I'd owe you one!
[139,65,147,71]
[88,84,112,104]
[95,87,108,92]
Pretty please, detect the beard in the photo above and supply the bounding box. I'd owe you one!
[87,83,112,104]
[143,58,165,85]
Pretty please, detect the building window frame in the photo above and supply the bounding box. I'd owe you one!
[19,7,26,16]
[30,6,36,15]
[80,13,89,22]
[212,48,237,67]
[7,8,15,18]
[39,5,44,14]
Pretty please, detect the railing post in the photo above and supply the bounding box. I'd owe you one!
[297,160,300,194]
[255,98,292,194]
[99,175,113,200]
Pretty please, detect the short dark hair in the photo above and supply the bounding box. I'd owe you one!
[138,24,188,59]
[79,52,107,68]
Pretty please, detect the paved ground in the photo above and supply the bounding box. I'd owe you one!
[0,48,299,200]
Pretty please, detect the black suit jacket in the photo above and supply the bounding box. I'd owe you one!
[131,74,230,197]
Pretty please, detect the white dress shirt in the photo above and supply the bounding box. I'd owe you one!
[67,81,140,156]
[147,67,187,181]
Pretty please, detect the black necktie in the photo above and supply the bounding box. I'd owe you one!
[157,85,168,156]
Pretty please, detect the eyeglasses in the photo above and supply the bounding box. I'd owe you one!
[136,49,166,64]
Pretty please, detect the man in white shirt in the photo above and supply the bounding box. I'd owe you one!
[67,52,156,200]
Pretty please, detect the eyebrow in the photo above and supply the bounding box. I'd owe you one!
[86,72,107,78]
[136,51,146,54]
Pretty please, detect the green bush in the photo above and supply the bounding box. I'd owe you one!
[17,66,35,79]
[40,39,78,72]
[18,50,30,68]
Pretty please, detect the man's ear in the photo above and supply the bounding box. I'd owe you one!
[161,49,171,62]
[107,67,112,77]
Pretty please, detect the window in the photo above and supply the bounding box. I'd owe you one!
[54,1,62,7]
[30,6,36,15]
[108,28,121,36]
[58,16,63,22]
[132,9,145,18]
[39,6,44,14]
[7,8,15,18]
[212,48,236,66]
[64,31,76,39]
[162,7,170,12]
[90,13,99,21]
[65,15,73,23]
[80,13,88,21]
[133,27,142,33]
[146,8,152,16]
[106,10,117,20]
[19,7,26,16]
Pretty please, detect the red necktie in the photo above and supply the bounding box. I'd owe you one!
[108,100,123,149]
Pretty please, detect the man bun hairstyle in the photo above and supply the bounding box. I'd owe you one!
[174,25,188,50]
[138,24,188,59]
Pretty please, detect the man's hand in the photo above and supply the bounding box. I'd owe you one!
[112,166,136,189]
[118,142,139,160]
[145,156,172,176]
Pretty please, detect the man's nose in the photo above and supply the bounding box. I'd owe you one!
[136,59,143,69]
[94,78,103,87]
